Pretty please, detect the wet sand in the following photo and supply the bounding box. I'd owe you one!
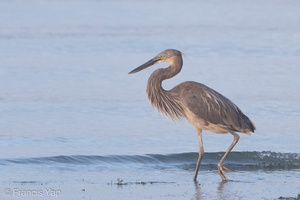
[1,168,299,200]
[0,0,299,199]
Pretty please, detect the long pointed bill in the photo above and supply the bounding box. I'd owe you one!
[128,58,160,74]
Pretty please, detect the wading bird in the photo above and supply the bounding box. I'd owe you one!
[128,49,256,181]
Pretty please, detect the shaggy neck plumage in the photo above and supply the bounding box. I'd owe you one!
[146,56,185,121]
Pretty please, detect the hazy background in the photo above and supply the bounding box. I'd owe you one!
[0,1,299,199]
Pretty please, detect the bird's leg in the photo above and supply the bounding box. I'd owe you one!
[217,131,240,181]
[193,129,204,181]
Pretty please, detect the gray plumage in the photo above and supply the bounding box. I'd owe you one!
[129,49,256,181]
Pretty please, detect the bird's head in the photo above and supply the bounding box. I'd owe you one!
[128,49,182,74]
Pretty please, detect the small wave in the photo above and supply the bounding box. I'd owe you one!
[0,151,299,171]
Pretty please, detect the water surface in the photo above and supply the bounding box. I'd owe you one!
[0,0,299,199]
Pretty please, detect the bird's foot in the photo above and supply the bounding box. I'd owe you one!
[217,163,232,181]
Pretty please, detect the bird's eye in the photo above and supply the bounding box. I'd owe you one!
[161,54,165,58]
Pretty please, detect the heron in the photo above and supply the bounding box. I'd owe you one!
[128,49,256,181]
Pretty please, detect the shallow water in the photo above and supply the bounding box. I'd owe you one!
[0,0,300,199]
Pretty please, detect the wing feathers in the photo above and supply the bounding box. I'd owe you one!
[171,81,255,133]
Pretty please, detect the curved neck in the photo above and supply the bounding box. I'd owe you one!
[146,56,184,120]
[147,55,183,92]
[157,55,183,81]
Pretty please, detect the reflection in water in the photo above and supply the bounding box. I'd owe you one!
[218,180,229,200]
[193,180,229,200]
[218,180,227,192]
[193,181,202,200]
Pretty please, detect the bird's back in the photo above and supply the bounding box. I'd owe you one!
[169,81,256,134]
